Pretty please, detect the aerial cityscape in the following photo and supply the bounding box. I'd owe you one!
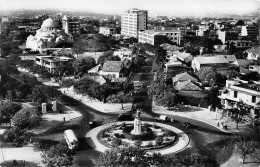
[0,0,259,166]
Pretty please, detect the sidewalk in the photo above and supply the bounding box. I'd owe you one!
[152,103,250,133]
[28,103,82,134]
[59,87,133,114]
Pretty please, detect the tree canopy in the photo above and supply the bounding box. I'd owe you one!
[0,103,22,122]
[12,107,42,129]
[42,142,74,167]
[96,147,219,167]
[73,57,96,77]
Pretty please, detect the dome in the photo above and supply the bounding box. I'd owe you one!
[41,18,57,28]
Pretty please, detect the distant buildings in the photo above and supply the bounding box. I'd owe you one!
[0,16,10,36]
[17,26,39,34]
[217,30,239,44]
[121,8,148,38]
[138,29,181,45]
[99,27,117,36]
[62,15,80,36]
[26,18,72,53]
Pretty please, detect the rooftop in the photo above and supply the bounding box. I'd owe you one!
[194,56,229,64]
[246,46,260,55]
[141,29,181,35]
[175,80,202,91]
[172,72,197,83]
[102,61,123,72]
[233,82,260,92]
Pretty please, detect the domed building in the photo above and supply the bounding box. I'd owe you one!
[26,18,72,53]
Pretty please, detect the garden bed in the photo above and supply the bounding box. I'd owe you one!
[96,123,179,151]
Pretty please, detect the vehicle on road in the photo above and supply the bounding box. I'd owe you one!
[116,113,133,121]
[64,129,78,150]
[154,115,170,122]
[88,121,101,128]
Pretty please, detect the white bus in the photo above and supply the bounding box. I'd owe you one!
[64,129,78,150]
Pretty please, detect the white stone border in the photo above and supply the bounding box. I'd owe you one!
[86,121,190,155]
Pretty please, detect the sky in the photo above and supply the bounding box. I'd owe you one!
[0,0,259,17]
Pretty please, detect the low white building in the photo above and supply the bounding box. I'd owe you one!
[99,61,125,79]
[35,55,73,73]
[99,27,117,36]
[246,46,259,61]
[138,29,181,45]
[191,56,230,71]
[219,79,260,109]
[113,48,133,60]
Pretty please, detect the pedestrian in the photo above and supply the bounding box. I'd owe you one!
[63,117,65,123]
[13,160,17,165]
[64,90,65,94]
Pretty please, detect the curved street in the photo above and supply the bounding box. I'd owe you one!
[37,53,234,167]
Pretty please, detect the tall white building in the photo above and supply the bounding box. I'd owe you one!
[121,8,148,38]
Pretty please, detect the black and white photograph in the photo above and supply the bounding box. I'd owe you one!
[0,0,259,166]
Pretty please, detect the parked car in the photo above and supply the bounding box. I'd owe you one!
[116,113,133,121]
[88,121,101,128]
[154,115,169,122]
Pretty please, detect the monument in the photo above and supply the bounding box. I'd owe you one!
[42,103,47,114]
[131,109,142,135]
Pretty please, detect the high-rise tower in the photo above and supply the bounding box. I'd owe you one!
[121,8,148,38]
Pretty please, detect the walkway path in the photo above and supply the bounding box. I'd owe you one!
[86,121,190,155]
[152,103,250,133]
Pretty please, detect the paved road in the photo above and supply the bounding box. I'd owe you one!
[39,53,232,166]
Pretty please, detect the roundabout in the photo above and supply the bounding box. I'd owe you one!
[86,120,190,155]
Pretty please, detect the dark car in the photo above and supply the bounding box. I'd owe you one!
[88,121,101,128]
[116,113,133,121]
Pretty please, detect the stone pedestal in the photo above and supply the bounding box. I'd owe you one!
[42,103,47,114]
[52,101,57,112]
[131,118,142,135]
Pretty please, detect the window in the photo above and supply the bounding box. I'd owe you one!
[252,96,256,103]
[234,91,238,98]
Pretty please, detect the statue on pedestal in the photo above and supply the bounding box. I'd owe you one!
[131,109,142,135]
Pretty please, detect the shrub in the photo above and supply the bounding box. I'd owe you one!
[147,141,153,147]
[12,107,42,129]
[164,130,175,137]
[165,137,170,142]
[3,126,31,144]
[134,140,143,148]
[123,142,130,147]
[152,123,157,128]
[111,138,122,147]
[155,136,164,145]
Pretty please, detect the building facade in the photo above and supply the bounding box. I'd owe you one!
[121,8,148,38]
[62,15,80,36]
[219,79,260,114]
[35,55,73,73]
[99,27,117,36]
[138,29,181,45]
[192,56,230,71]
[26,18,72,53]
